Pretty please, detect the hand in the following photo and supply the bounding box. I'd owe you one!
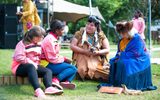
[18,20,22,23]
[90,47,96,52]
[84,49,93,56]
[92,50,99,55]
[64,57,72,64]
[16,12,23,15]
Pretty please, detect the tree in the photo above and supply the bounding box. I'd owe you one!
[151,0,160,20]
[1,0,159,43]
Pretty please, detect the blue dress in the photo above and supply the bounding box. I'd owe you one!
[98,33,157,91]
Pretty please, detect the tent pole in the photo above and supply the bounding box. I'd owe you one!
[47,0,50,28]
[148,0,152,54]
[52,0,54,18]
[89,0,92,15]
[50,0,54,23]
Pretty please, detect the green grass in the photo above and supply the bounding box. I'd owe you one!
[0,48,160,100]
[0,76,160,100]
[0,49,13,75]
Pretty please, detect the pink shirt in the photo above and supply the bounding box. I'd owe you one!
[41,32,64,64]
[11,40,41,75]
[132,17,145,39]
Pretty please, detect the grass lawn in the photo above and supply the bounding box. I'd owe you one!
[0,48,160,100]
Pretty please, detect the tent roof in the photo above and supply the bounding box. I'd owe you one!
[49,0,105,22]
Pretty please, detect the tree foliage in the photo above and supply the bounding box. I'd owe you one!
[66,0,159,23]
[1,0,160,42]
[151,0,160,20]
[1,0,159,21]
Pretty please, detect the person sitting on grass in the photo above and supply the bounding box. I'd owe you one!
[98,20,157,91]
[40,20,77,90]
[70,15,110,81]
[11,26,63,98]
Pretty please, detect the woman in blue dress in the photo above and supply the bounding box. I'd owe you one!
[99,21,156,91]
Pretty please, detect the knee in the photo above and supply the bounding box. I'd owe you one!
[77,67,84,73]
[71,65,77,73]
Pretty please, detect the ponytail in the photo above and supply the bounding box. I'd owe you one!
[23,31,32,43]
[46,29,52,33]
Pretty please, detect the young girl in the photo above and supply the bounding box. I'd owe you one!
[11,26,63,98]
[40,20,77,89]
[132,10,145,40]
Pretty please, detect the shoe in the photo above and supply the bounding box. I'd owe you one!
[34,88,46,98]
[45,86,63,95]
[60,81,76,90]
[52,82,63,90]
[52,77,63,90]
[52,77,60,84]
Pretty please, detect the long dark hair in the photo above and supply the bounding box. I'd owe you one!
[46,19,65,33]
[23,26,45,43]
[88,15,102,33]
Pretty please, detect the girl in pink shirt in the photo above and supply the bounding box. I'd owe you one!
[41,20,77,90]
[11,26,63,98]
[132,10,146,40]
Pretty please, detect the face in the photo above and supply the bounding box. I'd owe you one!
[56,28,65,36]
[134,12,140,18]
[32,36,44,44]
[86,22,96,34]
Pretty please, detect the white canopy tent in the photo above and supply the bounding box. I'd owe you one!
[49,0,105,22]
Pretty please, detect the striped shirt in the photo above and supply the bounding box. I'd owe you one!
[11,40,41,75]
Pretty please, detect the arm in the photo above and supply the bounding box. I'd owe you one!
[42,37,64,64]
[70,37,92,56]
[139,19,145,34]
[20,2,35,21]
[95,38,110,55]
[13,42,38,68]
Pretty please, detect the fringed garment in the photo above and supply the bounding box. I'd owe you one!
[73,28,109,81]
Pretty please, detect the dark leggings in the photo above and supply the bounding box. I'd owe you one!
[16,63,52,90]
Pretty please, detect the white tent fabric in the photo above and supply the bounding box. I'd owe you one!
[49,0,105,22]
